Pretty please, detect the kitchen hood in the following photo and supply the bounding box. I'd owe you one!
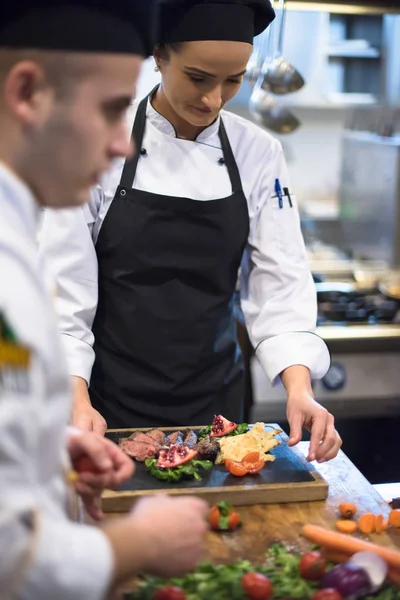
[286,0,400,14]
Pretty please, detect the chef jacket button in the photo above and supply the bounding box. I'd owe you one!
[120,189,127,197]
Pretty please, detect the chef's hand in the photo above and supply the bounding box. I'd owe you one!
[281,365,342,464]
[128,495,208,577]
[71,376,107,435]
[67,429,134,520]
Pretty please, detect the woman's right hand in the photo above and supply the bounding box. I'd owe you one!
[71,376,107,435]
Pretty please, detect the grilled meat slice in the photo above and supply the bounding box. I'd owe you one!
[167,431,184,445]
[146,428,167,444]
[119,431,162,462]
[183,429,198,448]
[194,435,219,462]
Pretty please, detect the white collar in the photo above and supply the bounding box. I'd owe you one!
[0,162,39,239]
[145,96,221,142]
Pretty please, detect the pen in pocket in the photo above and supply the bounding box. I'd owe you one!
[275,178,283,209]
[283,187,293,208]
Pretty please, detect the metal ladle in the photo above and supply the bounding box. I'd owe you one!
[249,81,300,134]
[261,0,305,95]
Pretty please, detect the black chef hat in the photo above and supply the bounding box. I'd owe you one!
[0,1,156,57]
[156,0,275,45]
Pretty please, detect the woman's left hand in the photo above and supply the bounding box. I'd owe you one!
[67,429,134,520]
[286,392,342,463]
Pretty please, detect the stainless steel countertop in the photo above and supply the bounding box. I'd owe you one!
[317,324,400,352]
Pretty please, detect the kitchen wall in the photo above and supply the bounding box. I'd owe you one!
[227,100,347,218]
[135,8,400,223]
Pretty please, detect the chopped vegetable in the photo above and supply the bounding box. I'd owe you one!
[241,572,273,599]
[299,552,327,580]
[349,551,388,593]
[144,458,213,483]
[152,586,186,600]
[242,452,261,464]
[226,460,250,477]
[209,501,241,532]
[323,549,400,590]
[225,451,266,477]
[311,590,343,600]
[198,421,249,441]
[302,524,400,571]
[339,504,357,519]
[375,515,386,534]
[128,543,400,600]
[336,520,358,534]
[389,510,400,528]
[321,563,371,598]
[359,514,376,535]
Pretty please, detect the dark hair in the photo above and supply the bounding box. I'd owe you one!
[154,42,183,61]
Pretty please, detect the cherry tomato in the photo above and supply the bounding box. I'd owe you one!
[228,511,241,530]
[246,459,265,475]
[209,505,241,531]
[74,455,99,474]
[242,452,260,464]
[241,572,273,600]
[311,589,343,600]
[152,586,187,600]
[209,506,221,530]
[299,551,327,581]
[227,461,249,476]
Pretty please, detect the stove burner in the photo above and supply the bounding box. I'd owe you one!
[317,291,399,325]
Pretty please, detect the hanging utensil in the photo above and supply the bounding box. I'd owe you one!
[249,81,300,134]
[261,0,305,95]
[245,28,270,86]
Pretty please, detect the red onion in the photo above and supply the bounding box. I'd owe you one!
[321,564,372,599]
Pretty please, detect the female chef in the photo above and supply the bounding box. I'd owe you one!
[40,0,342,463]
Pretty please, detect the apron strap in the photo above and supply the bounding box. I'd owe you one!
[119,95,147,189]
[218,118,244,195]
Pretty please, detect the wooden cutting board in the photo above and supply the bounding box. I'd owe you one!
[102,424,328,512]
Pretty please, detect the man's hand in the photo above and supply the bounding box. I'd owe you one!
[67,429,134,520]
[102,495,208,589]
[71,376,107,435]
[281,365,342,463]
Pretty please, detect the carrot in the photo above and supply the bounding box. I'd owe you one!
[375,514,385,534]
[359,513,376,534]
[389,510,400,528]
[339,503,357,519]
[302,524,400,571]
[336,520,357,534]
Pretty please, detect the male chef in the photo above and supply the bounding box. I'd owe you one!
[0,2,207,599]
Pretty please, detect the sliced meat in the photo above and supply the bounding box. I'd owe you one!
[167,431,184,444]
[119,439,157,462]
[119,431,162,462]
[194,435,219,462]
[183,429,198,448]
[129,431,162,446]
[146,428,166,444]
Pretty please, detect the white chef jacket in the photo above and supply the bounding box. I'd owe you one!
[0,164,113,599]
[39,96,330,387]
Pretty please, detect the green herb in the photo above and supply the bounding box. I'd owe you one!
[127,543,400,600]
[144,458,213,483]
[197,422,249,441]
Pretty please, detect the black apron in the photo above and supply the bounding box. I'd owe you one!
[90,95,250,428]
